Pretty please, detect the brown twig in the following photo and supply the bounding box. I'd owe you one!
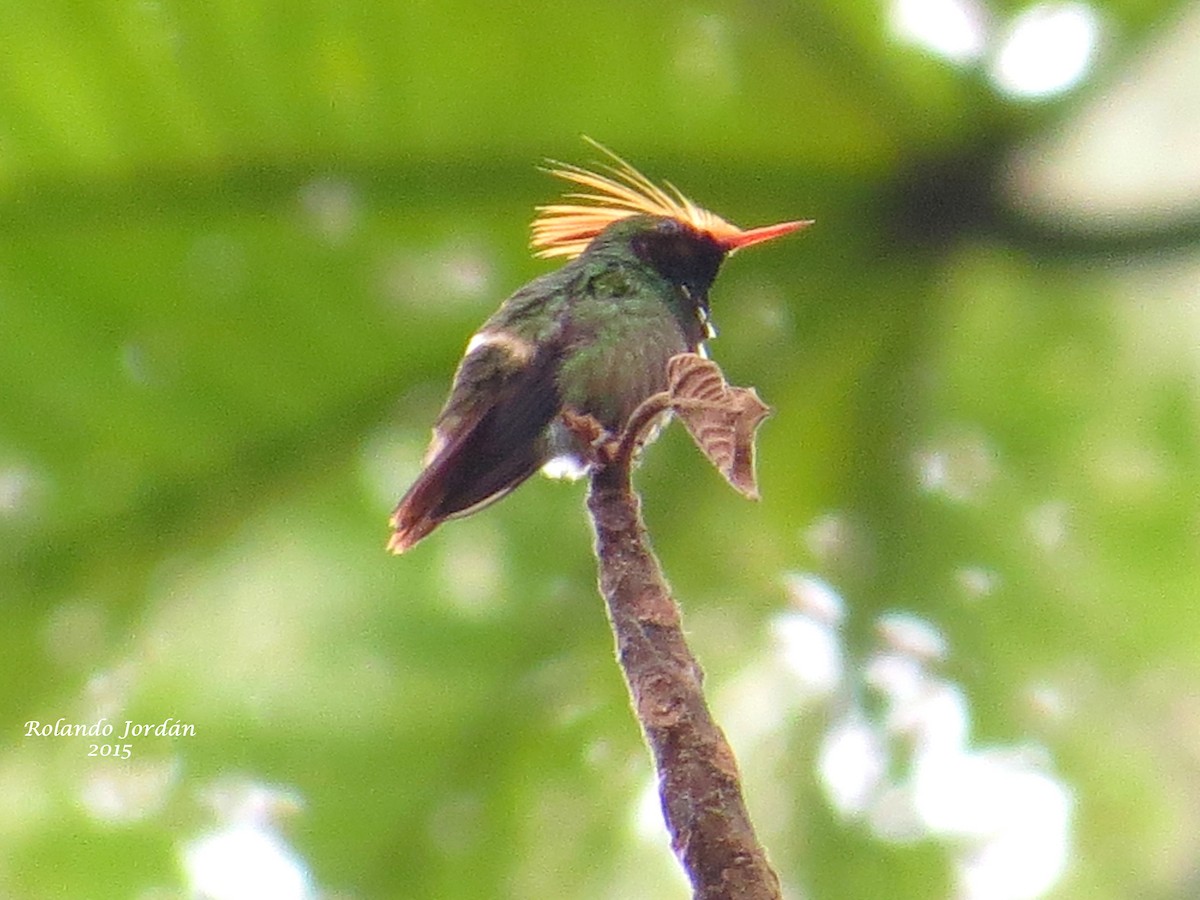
[587,413,782,899]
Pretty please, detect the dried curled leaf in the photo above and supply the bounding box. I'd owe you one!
[665,353,771,499]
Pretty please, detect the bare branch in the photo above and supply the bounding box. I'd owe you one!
[586,358,781,900]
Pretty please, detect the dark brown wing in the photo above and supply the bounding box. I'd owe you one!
[388,338,563,553]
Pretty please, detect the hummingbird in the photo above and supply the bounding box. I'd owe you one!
[389,141,809,553]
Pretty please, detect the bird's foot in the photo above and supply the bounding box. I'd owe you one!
[560,410,621,467]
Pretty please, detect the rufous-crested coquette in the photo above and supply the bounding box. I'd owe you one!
[389,142,809,553]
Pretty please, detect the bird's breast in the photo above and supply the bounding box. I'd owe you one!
[557,306,689,432]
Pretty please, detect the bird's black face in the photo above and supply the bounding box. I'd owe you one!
[631,218,727,300]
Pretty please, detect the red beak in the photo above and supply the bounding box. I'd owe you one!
[720,219,813,252]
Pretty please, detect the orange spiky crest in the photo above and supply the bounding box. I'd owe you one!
[531,139,809,260]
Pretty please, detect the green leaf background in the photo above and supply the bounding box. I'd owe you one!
[3,1,1198,898]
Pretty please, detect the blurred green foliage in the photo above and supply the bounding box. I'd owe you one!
[2,1,1199,898]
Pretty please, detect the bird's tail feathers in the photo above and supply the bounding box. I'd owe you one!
[388,470,446,554]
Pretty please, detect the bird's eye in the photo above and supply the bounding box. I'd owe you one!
[656,218,681,235]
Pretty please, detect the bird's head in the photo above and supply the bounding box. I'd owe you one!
[530,139,811,275]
